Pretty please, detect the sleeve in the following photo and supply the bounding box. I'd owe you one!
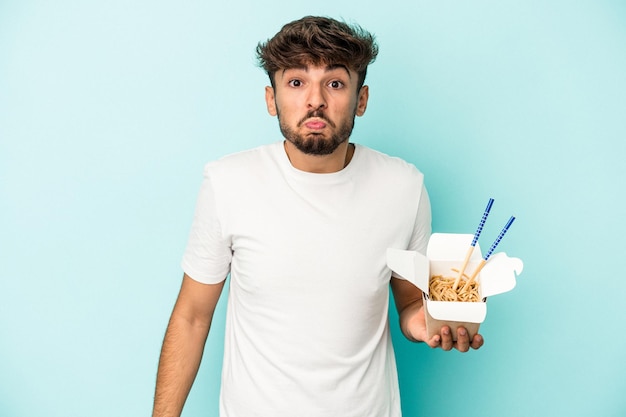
[407,183,432,256]
[180,168,232,284]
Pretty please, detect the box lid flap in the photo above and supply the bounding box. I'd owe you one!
[480,252,524,297]
[386,248,429,294]
[427,233,483,260]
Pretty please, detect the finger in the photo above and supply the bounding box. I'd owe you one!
[440,326,453,351]
[426,334,441,349]
[455,327,470,352]
[470,334,484,350]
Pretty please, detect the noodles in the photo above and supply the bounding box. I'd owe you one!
[429,269,480,302]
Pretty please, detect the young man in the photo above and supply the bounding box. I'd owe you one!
[152,16,483,417]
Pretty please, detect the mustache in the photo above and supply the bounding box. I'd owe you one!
[297,110,335,127]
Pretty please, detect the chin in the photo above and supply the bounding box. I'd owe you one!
[294,136,346,156]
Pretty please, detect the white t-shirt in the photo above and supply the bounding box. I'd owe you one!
[182,141,431,417]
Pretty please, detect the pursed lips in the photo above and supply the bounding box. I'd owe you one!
[298,112,335,129]
[303,119,327,130]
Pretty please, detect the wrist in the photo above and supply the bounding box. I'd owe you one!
[399,300,425,342]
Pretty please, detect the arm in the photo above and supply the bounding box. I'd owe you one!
[390,277,483,352]
[152,273,225,417]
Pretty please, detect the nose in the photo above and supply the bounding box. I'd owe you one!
[307,84,327,110]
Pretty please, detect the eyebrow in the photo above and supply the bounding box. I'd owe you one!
[282,64,352,79]
[327,64,352,78]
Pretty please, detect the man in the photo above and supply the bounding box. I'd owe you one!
[152,16,483,417]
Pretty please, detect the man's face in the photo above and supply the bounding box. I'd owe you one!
[265,64,369,156]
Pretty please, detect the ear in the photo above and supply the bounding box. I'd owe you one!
[265,86,277,116]
[355,85,369,117]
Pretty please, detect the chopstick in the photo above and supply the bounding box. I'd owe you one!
[453,198,494,291]
[461,215,516,292]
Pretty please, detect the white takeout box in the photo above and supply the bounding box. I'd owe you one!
[387,233,523,340]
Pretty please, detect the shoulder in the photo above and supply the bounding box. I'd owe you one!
[205,143,279,174]
[355,145,424,183]
[200,142,284,187]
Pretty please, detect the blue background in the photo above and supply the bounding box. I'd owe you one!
[1,1,625,416]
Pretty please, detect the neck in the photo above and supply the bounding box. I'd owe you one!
[283,141,354,173]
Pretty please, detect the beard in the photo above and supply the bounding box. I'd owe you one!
[278,108,356,156]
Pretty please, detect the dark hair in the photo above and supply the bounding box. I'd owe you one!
[256,16,378,89]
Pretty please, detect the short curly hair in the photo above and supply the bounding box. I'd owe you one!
[256,16,378,90]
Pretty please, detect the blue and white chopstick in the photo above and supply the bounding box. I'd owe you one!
[453,198,494,290]
[462,215,516,291]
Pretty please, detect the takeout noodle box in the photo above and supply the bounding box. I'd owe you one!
[387,233,523,341]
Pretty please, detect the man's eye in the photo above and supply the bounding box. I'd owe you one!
[288,79,302,87]
[329,80,344,89]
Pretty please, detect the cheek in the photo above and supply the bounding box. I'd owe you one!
[275,97,304,121]
[337,97,359,117]
[273,95,290,114]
